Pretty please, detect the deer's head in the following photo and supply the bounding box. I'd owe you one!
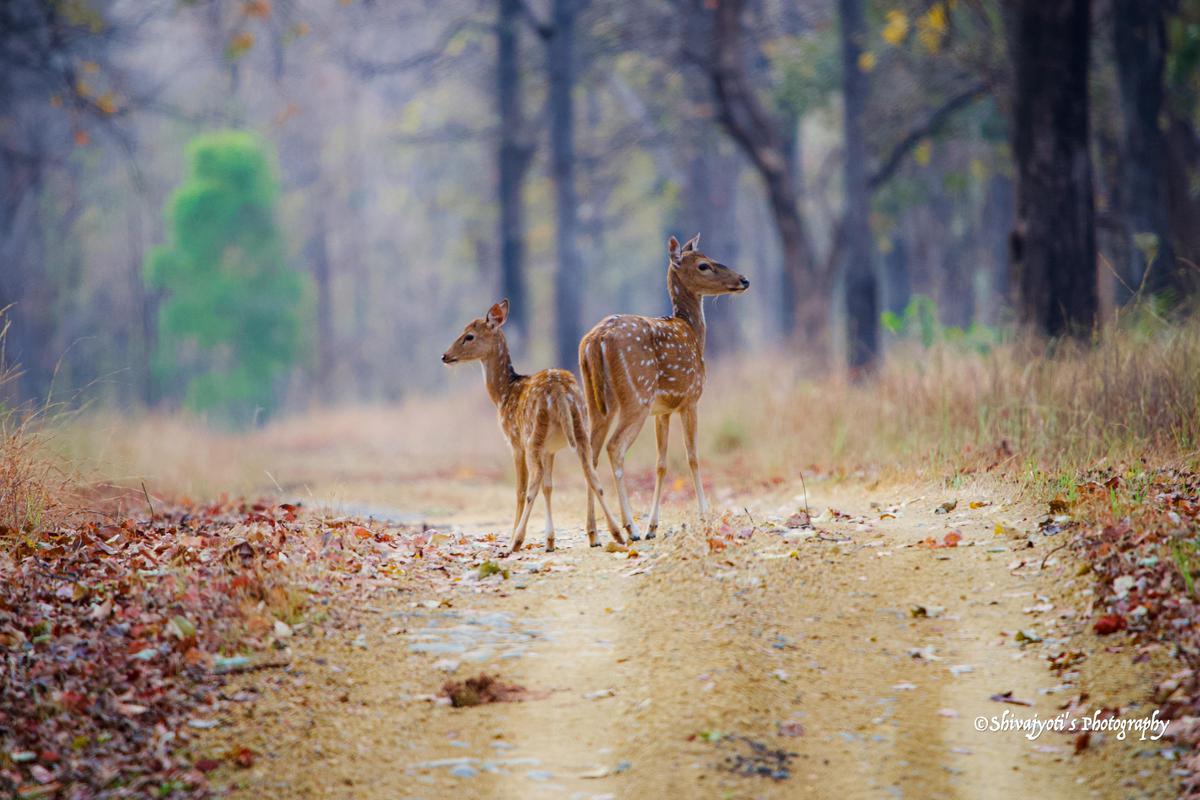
[442,300,509,364]
[667,234,750,296]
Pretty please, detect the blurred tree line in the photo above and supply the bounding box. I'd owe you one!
[0,0,1197,421]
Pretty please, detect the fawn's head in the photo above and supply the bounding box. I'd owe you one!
[442,300,509,365]
[667,234,750,296]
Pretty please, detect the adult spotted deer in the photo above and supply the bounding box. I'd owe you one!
[442,300,625,554]
[579,234,749,541]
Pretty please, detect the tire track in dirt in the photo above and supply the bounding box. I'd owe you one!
[204,481,1172,799]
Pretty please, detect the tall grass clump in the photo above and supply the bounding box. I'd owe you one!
[0,328,69,538]
[702,312,1200,486]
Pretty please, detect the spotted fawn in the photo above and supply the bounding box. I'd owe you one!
[442,300,625,554]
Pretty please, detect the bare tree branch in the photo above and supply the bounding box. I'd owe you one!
[338,18,491,78]
[517,0,554,39]
[868,79,991,191]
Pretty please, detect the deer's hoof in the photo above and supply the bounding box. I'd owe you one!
[645,524,658,540]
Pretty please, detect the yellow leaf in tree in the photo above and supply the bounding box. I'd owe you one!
[970,158,987,182]
[97,93,117,114]
[227,31,254,59]
[882,10,909,46]
[917,3,948,53]
[50,94,63,108]
[914,138,932,167]
[244,0,271,19]
[81,61,99,74]
[858,51,877,72]
[926,3,948,33]
[445,28,472,57]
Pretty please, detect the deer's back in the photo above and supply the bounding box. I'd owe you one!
[499,368,583,450]
[580,314,705,416]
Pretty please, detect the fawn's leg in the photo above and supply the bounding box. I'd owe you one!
[511,448,528,537]
[510,450,545,555]
[606,407,650,541]
[646,414,670,538]
[542,452,556,552]
[681,404,709,516]
[575,439,624,546]
[585,412,612,542]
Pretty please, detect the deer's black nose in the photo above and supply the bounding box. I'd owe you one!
[739,277,750,289]
[441,354,454,364]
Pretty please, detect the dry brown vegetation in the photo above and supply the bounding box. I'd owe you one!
[702,314,1200,488]
[24,315,1200,506]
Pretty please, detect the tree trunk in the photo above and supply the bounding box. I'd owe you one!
[1165,113,1200,290]
[1113,0,1179,299]
[981,172,1014,318]
[707,0,818,341]
[882,238,910,315]
[305,207,334,403]
[0,155,56,404]
[838,0,878,370]
[1007,0,1097,336]
[497,0,532,341]
[549,0,582,368]
[679,4,739,354]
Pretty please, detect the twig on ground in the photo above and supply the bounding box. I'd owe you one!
[141,481,155,519]
[798,469,811,519]
[1040,533,1082,571]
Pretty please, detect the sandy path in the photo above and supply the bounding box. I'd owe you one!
[205,479,1172,799]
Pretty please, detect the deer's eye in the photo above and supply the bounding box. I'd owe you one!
[698,262,712,271]
[463,334,475,342]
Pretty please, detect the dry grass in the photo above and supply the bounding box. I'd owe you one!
[0,366,70,537]
[46,388,504,502]
[0,418,65,536]
[700,313,1200,490]
[27,314,1200,506]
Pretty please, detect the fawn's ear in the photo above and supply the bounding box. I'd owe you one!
[682,233,700,253]
[487,299,509,327]
[668,235,681,262]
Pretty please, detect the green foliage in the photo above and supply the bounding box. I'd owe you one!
[773,32,840,119]
[1174,539,1199,597]
[880,295,1002,353]
[1167,3,1200,117]
[146,131,309,423]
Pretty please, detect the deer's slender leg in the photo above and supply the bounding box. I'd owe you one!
[646,414,670,538]
[606,407,650,540]
[585,411,612,541]
[511,447,528,537]
[681,404,708,516]
[575,438,624,546]
[542,452,556,552]
[510,450,545,555]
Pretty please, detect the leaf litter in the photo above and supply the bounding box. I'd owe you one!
[0,498,518,798]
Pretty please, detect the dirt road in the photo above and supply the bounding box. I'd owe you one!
[205,478,1173,799]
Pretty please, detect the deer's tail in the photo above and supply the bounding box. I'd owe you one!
[579,337,607,419]
[553,392,579,451]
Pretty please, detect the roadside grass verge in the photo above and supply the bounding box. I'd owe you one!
[701,312,1200,492]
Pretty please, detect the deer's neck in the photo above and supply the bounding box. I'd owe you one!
[481,338,520,407]
[669,267,706,348]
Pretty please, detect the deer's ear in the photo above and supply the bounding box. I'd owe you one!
[682,233,700,253]
[487,299,509,327]
[668,235,681,261]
